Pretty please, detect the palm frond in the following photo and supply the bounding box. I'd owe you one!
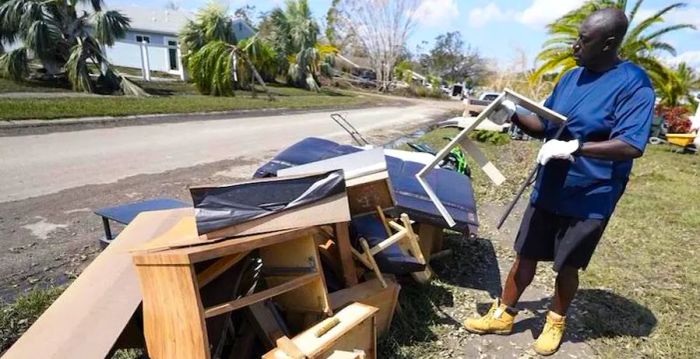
[65,39,94,93]
[0,47,29,81]
[642,24,696,43]
[92,10,130,46]
[628,0,644,23]
[626,2,687,42]
[24,19,62,60]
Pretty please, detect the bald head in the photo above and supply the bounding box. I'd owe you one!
[573,7,629,71]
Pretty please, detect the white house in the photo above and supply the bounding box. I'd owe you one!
[104,5,255,76]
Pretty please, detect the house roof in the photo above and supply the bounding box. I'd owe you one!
[116,5,192,34]
[82,5,253,36]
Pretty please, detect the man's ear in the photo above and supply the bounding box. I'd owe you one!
[602,36,617,52]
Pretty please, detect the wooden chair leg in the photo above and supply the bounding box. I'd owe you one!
[359,238,387,288]
[375,206,392,237]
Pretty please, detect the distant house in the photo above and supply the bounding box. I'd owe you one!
[98,5,256,75]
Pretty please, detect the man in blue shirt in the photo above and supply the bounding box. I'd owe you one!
[464,8,655,356]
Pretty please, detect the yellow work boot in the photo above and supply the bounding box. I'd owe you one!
[533,311,566,356]
[463,299,516,335]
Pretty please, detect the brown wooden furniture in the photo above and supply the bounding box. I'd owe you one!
[132,226,332,359]
[263,302,378,359]
[328,278,400,338]
[3,208,191,359]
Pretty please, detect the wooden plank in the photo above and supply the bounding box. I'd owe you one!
[133,227,317,265]
[202,194,351,241]
[334,222,359,287]
[135,262,209,359]
[328,278,400,338]
[197,251,249,288]
[204,273,320,318]
[263,303,378,359]
[2,208,191,359]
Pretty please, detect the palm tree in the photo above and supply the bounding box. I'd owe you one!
[654,62,700,107]
[266,0,324,90]
[0,0,146,95]
[181,3,275,98]
[531,0,696,90]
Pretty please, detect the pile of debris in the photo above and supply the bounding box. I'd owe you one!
[4,137,480,359]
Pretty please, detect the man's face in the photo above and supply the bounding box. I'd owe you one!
[572,20,610,68]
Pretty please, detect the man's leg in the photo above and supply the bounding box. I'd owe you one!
[501,256,538,307]
[533,266,578,355]
[463,256,537,334]
[552,265,579,315]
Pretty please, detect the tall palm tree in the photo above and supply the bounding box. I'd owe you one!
[531,0,695,90]
[266,0,324,90]
[0,0,146,95]
[654,62,700,107]
[181,3,275,98]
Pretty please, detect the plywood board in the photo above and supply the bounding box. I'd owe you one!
[3,208,192,359]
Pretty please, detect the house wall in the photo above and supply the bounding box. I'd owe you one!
[104,30,178,73]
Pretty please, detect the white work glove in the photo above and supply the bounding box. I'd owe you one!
[536,139,581,165]
[490,100,516,125]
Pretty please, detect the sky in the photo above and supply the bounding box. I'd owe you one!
[111,0,700,70]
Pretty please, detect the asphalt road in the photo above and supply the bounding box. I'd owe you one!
[0,102,455,203]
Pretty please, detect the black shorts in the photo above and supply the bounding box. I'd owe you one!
[514,204,608,271]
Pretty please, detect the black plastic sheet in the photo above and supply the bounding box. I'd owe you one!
[191,170,346,234]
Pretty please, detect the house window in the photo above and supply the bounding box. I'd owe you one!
[168,40,178,70]
[136,35,151,43]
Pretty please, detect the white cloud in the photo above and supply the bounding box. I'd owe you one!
[467,3,512,28]
[517,0,587,27]
[411,0,460,27]
[467,0,586,29]
[664,51,700,69]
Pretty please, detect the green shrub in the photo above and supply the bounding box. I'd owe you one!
[470,130,510,145]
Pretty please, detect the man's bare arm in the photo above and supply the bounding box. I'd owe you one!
[511,113,547,139]
[579,139,642,160]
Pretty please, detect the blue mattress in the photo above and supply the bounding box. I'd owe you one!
[253,137,479,234]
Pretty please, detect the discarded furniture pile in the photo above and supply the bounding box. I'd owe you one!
[4,140,480,359]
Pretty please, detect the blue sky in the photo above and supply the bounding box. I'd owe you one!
[112,0,700,69]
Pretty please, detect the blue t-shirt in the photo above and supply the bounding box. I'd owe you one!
[531,61,655,219]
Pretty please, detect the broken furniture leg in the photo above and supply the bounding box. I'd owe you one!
[359,238,387,288]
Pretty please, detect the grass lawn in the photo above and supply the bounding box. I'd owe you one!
[0,75,372,120]
[0,83,370,120]
[383,129,700,358]
[0,78,71,93]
